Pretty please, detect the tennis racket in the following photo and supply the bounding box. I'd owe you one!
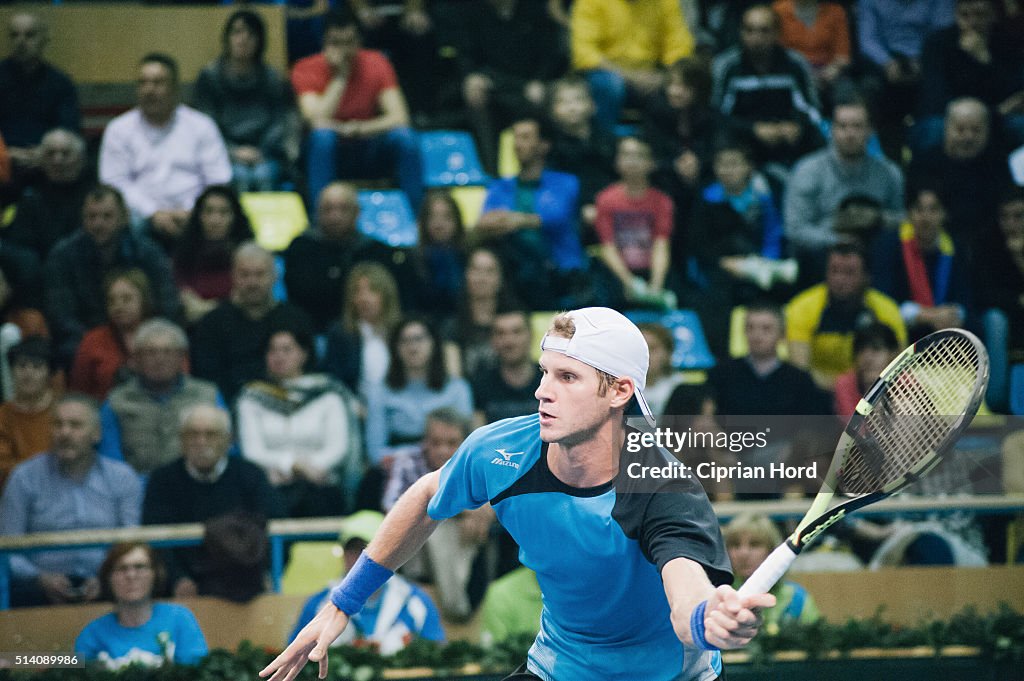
[737,327,989,597]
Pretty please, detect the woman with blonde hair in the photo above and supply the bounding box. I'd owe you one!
[323,261,402,400]
[723,513,820,627]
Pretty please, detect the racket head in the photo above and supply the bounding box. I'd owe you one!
[788,328,989,552]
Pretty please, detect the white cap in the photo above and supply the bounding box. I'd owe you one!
[540,307,655,426]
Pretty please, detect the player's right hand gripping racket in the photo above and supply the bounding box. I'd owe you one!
[737,328,990,598]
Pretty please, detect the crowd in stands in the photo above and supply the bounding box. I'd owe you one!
[0,0,1022,665]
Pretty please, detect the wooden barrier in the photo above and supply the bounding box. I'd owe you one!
[0,4,288,85]
[1,566,1023,654]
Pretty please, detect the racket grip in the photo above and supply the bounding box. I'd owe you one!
[737,543,798,598]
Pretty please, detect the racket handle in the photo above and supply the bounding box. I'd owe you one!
[737,543,797,598]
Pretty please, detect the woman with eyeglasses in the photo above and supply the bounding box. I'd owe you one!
[75,542,208,669]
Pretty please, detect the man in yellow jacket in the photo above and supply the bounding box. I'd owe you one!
[571,0,695,128]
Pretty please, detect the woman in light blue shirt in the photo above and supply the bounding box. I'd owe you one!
[365,316,473,465]
[76,543,208,669]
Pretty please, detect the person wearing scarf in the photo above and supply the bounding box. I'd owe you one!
[870,184,970,340]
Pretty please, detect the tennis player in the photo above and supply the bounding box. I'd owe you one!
[261,307,775,681]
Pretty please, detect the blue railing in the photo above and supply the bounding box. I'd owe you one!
[1,497,1023,610]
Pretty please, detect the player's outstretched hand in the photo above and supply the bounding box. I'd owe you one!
[703,584,776,649]
[259,604,350,681]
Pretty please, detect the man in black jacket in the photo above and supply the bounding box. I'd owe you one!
[43,185,179,366]
[142,404,283,599]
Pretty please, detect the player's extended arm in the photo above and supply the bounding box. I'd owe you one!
[661,557,775,650]
[260,470,443,681]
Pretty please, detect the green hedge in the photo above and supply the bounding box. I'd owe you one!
[7,605,1024,680]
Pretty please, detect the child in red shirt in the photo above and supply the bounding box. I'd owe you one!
[594,136,676,308]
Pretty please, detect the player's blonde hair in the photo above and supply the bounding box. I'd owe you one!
[547,313,618,396]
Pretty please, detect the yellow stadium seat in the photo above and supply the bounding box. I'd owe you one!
[240,191,309,252]
[450,185,488,229]
[497,127,519,178]
[279,541,343,596]
[530,311,558,361]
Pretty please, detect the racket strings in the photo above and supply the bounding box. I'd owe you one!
[837,336,981,495]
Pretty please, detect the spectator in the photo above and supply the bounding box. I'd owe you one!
[0,395,142,607]
[291,7,421,208]
[323,261,402,400]
[348,0,444,120]
[380,408,492,619]
[979,186,1024,413]
[907,97,1013,251]
[472,309,541,426]
[44,185,179,367]
[238,327,363,517]
[193,10,298,192]
[142,404,282,598]
[644,58,732,239]
[284,182,412,332]
[772,0,851,93]
[0,338,56,491]
[594,136,675,308]
[724,513,821,626]
[410,189,467,319]
[699,301,827,416]
[570,0,695,129]
[191,242,313,403]
[870,183,971,339]
[99,319,223,475]
[289,511,444,653]
[786,243,907,389]
[916,0,1024,152]
[688,141,786,356]
[546,76,618,221]
[639,322,686,417]
[833,322,899,417]
[479,566,542,647]
[457,0,565,173]
[0,13,80,174]
[785,99,904,275]
[856,0,955,157]
[99,53,231,245]
[477,116,588,310]
[444,246,521,378]
[0,257,48,351]
[5,129,92,260]
[712,4,823,176]
[75,543,208,669]
[69,269,154,401]
[173,185,255,326]
[365,316,473,464]
[381,408,469,511]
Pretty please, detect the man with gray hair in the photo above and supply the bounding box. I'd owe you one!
[143,403,282,598]
[0,13,80,171]
[191,241,313,402]
[0,395,141,607]
[7,129,92,259]
[907,97,1013,248]
[99,318,226,475]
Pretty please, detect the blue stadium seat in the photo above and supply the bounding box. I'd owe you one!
[357,190,418,248]
[626,310,716,370]
[419,130,489,187]
[1010,364,1024,416]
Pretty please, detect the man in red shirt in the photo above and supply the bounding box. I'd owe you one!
[291,8,422,210]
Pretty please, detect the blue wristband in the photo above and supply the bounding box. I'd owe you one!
[690,599,719,651]
[329,553,394,615]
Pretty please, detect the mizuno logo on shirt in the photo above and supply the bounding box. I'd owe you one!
[491,448,524,468]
